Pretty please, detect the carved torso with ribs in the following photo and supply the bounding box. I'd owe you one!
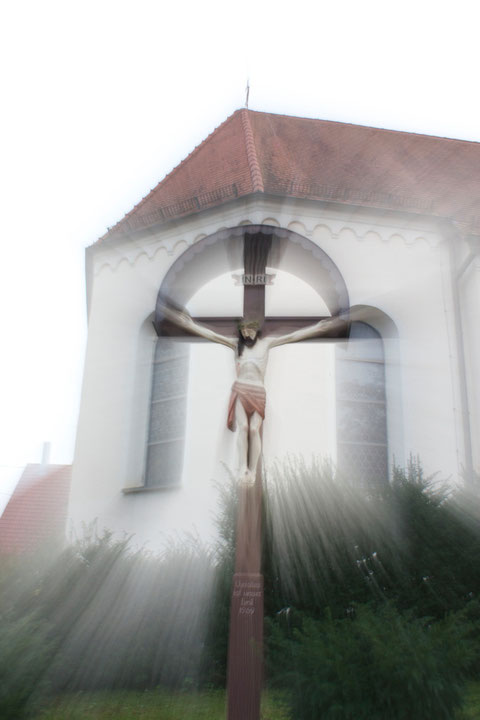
[235,337,270,387]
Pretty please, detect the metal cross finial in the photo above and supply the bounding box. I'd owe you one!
[245,79,250,109]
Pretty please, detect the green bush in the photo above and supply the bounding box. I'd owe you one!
[43,532,215,692]
[257,458,480,718]
[0,611,54,719]
[260,457,480,621]
[2,457,480,717]
[267,604,473,720]
[0,528,216,716]
[199,477,237,687]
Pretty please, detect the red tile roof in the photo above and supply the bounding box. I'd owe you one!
[100,109,480,240]
[0,464,71,555]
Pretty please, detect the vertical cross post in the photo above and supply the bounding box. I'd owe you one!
[154,230,348,720]
[226,234,270,720]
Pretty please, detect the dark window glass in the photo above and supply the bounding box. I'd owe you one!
[336,322,388,488]
[145,338,189,487]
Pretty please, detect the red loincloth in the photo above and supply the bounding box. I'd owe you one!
[227,381,266,432]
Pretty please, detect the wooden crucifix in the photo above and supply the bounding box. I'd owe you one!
[156,232,349,720]
[157,233,348,484]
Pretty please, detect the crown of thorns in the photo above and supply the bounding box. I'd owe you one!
[238,320,260,330]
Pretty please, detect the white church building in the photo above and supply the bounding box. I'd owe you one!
[69,109,480,549]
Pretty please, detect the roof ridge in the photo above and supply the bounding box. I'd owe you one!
[100,111,243,240]
[248,108,480,146]
[241,109,264,193]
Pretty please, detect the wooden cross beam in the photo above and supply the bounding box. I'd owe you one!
[155,233,348,340]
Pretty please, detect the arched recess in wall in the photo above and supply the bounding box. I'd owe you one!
[143,225,349,488]
[156,224,350,320]
[336,306,400,487]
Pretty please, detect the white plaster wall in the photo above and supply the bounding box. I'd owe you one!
[304,214,460,480]
[461,257,480,475]
[70,197,465,550]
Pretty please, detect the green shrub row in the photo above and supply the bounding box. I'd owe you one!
[2,458,480,718]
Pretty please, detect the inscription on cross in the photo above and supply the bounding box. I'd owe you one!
[233,273,274,285]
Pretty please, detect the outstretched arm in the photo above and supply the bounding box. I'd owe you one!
[158,302,237,350]
[268,313,349,349]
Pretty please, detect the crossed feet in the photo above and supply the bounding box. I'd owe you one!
[239,469,256,486]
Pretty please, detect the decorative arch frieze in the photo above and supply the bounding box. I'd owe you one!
[92,212,440,278]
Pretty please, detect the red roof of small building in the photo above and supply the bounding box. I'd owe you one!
[100,109,480,241]
[0,464,71,555]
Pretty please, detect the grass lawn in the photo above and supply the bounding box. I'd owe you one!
[35,683,480,719]
[456,682,480,720]
[35,689,291,720]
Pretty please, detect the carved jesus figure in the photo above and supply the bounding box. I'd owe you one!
[158,305,347,484]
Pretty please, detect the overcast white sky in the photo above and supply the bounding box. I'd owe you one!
[1,0,479,506]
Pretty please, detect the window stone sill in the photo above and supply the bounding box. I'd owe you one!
[122,484,182,494]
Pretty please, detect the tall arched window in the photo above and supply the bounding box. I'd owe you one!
[336,322,388,488]
[145,338,189,487]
